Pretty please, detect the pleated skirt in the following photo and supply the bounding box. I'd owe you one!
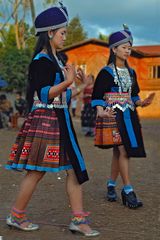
[6,108,72,172]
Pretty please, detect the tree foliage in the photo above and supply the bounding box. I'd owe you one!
[98,32,108,42]
[0,1,88,91]
[65,16,87,47]
[0,46,32,91]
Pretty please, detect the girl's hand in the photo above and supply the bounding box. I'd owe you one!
[76,68,94,87]
[76,68,86,83]
[97,106,116,118]
[141,92,155,107]
[63,64,76,85]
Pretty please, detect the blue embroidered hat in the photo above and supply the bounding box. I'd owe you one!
[35,2,69,36]
[109,25,133,48]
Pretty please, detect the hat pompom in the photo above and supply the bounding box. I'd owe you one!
[123,24,129,30]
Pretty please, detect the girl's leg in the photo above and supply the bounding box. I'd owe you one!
[118,145,130,186]
[9,170,45,228]
[66,169,83,213]
[110,146,120,182]
[107,147,120,201]
[66,169,99,235]
[14,170,45,210]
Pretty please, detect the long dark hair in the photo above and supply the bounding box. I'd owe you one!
[26,31,55,113]
[32,31,54,61]
[107,47,133,81]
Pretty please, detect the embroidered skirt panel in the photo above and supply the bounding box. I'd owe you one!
[6,109,72,172]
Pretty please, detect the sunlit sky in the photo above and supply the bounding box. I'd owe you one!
[1,0,160,46]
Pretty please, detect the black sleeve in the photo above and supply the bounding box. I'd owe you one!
[131,70,140,97]
[92,69,112,100]
[33,58,57,101]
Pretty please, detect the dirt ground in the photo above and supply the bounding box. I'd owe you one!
[0,118,160,240]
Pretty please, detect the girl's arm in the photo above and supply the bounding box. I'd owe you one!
[34,59,75,104]
[48,64,76,99]
[135,92,155,107]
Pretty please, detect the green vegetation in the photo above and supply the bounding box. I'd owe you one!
[0,0,87,91]
[65,16,87,47]
[98,32,108,42]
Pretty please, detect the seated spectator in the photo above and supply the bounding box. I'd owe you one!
[0,94,13,128]
[14,91,27,117]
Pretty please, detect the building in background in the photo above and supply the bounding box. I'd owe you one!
[61,39,160,118]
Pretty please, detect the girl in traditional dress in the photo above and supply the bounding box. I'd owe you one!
[6,3,99,237]
[92,26,155,209]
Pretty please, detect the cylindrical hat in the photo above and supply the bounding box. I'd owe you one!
[109,27,133,49]
[35,5,69,36]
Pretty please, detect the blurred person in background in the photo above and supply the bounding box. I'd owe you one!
[14,91,27,117]
[0,94,13,128]
[81,74,96,137]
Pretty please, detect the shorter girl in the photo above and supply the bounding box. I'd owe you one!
[92,26,155,209]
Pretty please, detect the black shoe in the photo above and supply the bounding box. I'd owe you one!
[121,190,143,209]
[107,186,117,202]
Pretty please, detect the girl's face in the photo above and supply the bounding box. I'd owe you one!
[113,42,132,62]
[49,27,67,50]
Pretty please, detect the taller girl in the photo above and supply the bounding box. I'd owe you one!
[6,2,99,237]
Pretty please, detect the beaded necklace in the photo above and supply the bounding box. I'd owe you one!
[111,64,132,94]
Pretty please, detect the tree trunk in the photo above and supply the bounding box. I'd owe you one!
[14,0,21,49]
[19,2,27,49]
[29,0,36,27]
